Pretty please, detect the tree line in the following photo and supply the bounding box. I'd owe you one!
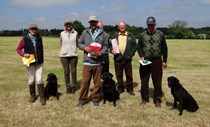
[0,20,210,39]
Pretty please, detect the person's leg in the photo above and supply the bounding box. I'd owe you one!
[102,55,109,74]
[36,63,46,105]
[70,57,78,93]
[124,61,134,95]
[114,61,124,93]
[60,57,71,93]
[140,65,151,103]
[151,60,163,107]
[78,65,92,104]
[26,65,36,103]
[91,65,103,103]
[26,64,36,85]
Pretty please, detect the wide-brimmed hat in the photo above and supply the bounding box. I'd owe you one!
[88,15,98,22]
[146,16,156,24]
[28,24,38,29]
[64,19,73,26]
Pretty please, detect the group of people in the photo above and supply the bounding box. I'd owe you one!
[16,15,168,108]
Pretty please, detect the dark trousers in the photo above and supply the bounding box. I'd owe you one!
[60,57,78,88]
[114,60,133,92]
[79,65,103,103]
[139,59,163,102]
[102,55,109,74]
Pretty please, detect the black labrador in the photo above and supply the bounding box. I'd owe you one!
[45,73,59,100]
[101,72,119,107]
[167,76,199,115]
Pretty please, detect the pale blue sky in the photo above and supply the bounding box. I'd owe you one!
[1,0,210,30]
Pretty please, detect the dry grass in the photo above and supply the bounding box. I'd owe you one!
[0,37,210,127]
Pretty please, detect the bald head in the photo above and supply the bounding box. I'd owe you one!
[97,21,104,29]
[117,21,126,33]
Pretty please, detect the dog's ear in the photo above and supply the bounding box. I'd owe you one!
[174,77,179,85]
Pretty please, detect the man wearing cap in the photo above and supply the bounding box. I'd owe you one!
[16,24,46,105]
[59,19,78,94]
[137,16,168,108]
[76,15,109,108]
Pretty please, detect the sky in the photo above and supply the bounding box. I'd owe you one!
[1,0,210,30]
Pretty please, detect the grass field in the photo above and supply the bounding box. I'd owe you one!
[0,37,210,127]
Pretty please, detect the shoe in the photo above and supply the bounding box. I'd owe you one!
[92,101,99,107]
[66,88,71,94]
[128,91,135,96]
[66,87,76,94]
[155,101,161,108]
[76,102,84,109]
[118,89,125,94]
[70,87,75,94]
[140,100,149,105]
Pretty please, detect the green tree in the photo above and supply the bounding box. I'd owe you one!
[168,20,195,39]
[73,20,85,36]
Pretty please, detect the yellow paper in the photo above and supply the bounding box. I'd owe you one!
[22,54,36,66]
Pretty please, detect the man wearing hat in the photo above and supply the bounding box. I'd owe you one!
[137,16,168,108]
[77,15,109,108]
[59,19,78,94]
[16,24,46,105]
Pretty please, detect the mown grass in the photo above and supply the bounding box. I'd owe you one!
[0,37,210,127]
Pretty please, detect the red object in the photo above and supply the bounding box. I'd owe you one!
[89,43,101,54]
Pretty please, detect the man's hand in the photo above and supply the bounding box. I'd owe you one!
[162,62,167,68]
[111,50,117,55]
[140,57,145,61]
[24,54,30,58]
[85,47,90,53]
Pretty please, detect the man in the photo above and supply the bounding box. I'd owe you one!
[137,16,168,108]
[111,21,137,96]
[97,21,110,74]
[76,15,109,108]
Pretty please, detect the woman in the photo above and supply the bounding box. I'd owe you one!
[60,19,78,94]
[16,24,46,105]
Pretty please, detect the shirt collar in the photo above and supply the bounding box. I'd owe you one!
[118,31,127,36]
[65,29,75,33]
[90,28,100,33]
[147,29,156,35]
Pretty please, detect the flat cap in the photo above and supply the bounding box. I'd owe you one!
[88,15,98,22]
[29,24,38,29]
[146,16,156,24]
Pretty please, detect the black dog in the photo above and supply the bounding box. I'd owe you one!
[167,76,199,115]
[45,73,59,100]
[101,72,119,107]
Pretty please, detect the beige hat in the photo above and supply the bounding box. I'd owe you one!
[29,24,38,29]
[88,15,98,22]
[64,19,73,26]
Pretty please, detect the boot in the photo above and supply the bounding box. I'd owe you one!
[66,84,71,94]
[38,84,46,105]
[70,86,76,94]
[29,84,36,103]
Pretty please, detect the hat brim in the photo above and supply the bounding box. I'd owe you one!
[64,22,73,26]
[88,20,98,22]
